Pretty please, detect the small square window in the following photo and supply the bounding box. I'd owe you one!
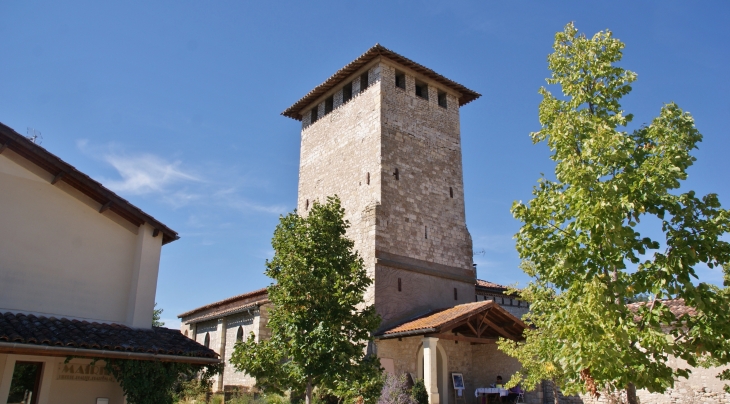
[360,72,369,91]
[324,96,333,115]
[310,108,318,123]
[395,71,406,89]
[415,80,428,100]
[438,90,447,108]
[343,83,352,103]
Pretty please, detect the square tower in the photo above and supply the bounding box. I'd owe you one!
[283,45,481,328]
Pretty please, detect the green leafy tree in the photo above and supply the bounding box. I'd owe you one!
[153,303,165,327]
[231,196,383,404]
[504,22,730,403]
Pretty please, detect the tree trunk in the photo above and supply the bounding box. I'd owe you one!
[306,379,313,404]
[552,380,559,404]
[626,383,637,404]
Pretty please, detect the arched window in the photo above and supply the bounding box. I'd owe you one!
[204,332,210,348]
[236,326,244,343]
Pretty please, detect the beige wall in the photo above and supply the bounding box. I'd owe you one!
[0,354,124,404]
[0,150,162,327]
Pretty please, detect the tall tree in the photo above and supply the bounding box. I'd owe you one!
[231,196,383,404]
[502,23,730,403]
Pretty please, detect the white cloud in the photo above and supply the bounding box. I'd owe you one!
[103,154,200,195]
[76,140,289,217]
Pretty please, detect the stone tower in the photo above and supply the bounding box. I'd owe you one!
[282,45,481,328]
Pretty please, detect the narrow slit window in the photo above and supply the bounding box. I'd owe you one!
[305,199,309,210]
[204,332,210,348]
[454,288,458,300]
[360,72,369,91]
[395,70,406,89]
[415,80,428,100]
[393,168,399,180]
[366,172,370,185]
[449,187,453,198]
[237,326,244,343]
[398,278,402,292]
[184,330,189,337]
[343,82,352,103]
[438,90,448,108]
[310,108,318,123]
[324,96,334,115]
[425,226,428,239]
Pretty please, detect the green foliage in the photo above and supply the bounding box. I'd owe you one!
[410,379,428,404]
[153,302,165,327]
[504,22,730,399]
[230,196,383,404]
[102,358,220,404]
[172,372,213,402]
[7,362,42,402]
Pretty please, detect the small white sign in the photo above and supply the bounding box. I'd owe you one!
[96,399,109,404]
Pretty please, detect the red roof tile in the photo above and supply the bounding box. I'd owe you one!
[379,300,526,340]
[178,288,268,319]
[0,312,216,359]
[628,298,698,318]
[476,279,507,290]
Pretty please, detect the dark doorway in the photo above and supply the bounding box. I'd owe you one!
[7,361,43,404]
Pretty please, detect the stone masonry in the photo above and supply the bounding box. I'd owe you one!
[296,53,477,329]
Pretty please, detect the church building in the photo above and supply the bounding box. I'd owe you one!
[180,45,535,404]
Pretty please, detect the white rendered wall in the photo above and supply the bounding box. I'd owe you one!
[0,150,162,327]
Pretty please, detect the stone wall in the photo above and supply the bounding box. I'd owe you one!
[376,337,541,404]
[297,64,382,307]
[377,61,470,270]
[185,306,271,392]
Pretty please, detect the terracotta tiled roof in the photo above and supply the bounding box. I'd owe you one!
[281,44,481,120]
[0,123,178,244]
[383,301,495,335]
[628,298,698,318]
[0,312,217,359]
[379,300,526,341]
[476,279,507,290]
[178,288,268,319]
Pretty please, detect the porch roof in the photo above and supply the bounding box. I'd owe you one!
[375,301,526,344]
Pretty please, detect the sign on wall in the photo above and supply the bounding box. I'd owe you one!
[57,362,115,382]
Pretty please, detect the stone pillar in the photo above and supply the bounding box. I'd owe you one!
[423,337,440,404]
[217,317,227,392]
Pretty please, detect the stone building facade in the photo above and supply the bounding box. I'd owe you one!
[179,45,729,404]
[179,289,270,393]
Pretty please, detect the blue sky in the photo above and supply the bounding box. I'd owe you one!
[2,2,728,328]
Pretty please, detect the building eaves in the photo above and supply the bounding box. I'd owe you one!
[0,312,217,362]
[281,44,481,120]
[182,300,267,325]
[178,288,269,319]
[376,300,526,339]
[0,122,179,245]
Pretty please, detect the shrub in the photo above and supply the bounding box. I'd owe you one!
[411,379,427,404]
[378,374,417,404]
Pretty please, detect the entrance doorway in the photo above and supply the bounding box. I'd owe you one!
[7,362,43,404]
[417,343,449,404]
